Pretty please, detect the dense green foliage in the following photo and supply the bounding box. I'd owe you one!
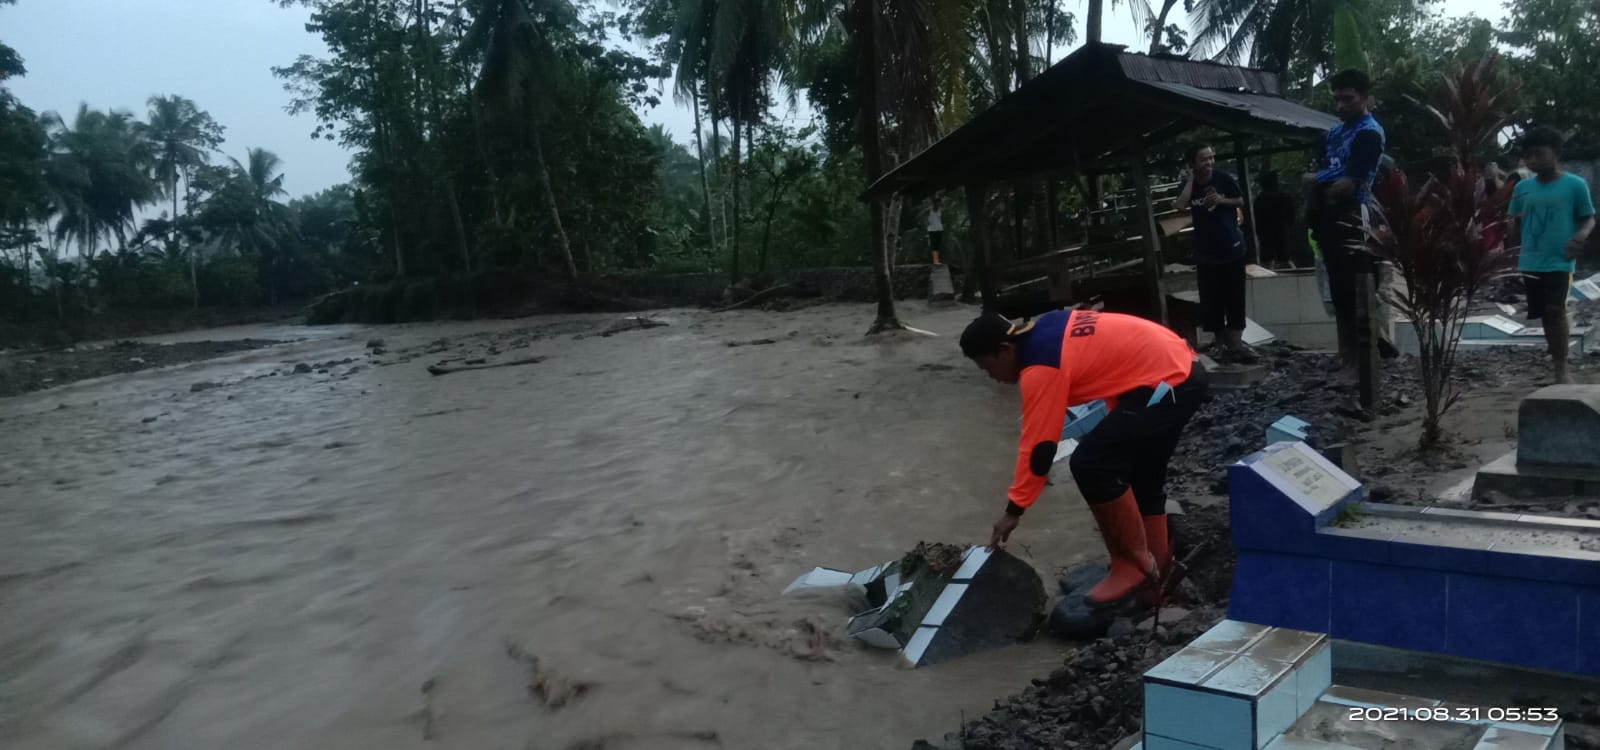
[0,0,1596,334]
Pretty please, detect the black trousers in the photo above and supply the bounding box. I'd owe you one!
[1070,364,1210,514]
[1197,259,1247,333]
[1312,205,1372,357]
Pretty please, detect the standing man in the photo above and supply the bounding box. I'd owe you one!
[1177,143,1256,362]
[1254,171,1298,269]
[1509,126,1595,384]
[927,200,945,266]
[1308,69,1386,377]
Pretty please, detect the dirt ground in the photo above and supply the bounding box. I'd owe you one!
[4,301,1597,750]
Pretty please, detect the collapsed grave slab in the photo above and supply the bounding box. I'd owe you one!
[783,545,1046,667]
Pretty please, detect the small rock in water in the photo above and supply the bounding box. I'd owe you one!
[129,357,146,365]
[142,416,157,423]
[372,347,387,355]
[317,369,329,375]
[293,363,313,374]
[367,338,385,349]
[190,381,223,392]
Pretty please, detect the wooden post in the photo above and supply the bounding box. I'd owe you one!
[964,182,998,308]
[1130,150,1170,325]
[1354,269,1379,411]
[1233,139,1261,266]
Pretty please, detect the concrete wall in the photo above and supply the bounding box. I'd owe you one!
[1244,270,1397,350]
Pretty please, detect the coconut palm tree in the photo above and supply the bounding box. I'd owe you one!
[462,0,581,278]
[41,105,158,259]
[144,94,222,306]
[1188,0,1407,76]
[198,148,295,304]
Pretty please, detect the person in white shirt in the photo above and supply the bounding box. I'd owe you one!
[928,202,945,265]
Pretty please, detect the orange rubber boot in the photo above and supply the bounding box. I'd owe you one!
[1084,490,1158,607]
[1139,514,1172,608]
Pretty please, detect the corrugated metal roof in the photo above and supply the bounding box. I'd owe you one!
[866,43,1339,197]
[1133,80,1339,132]
[1117,53,1283,95]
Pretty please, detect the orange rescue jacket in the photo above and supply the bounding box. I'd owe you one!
[1008,309,1197,509]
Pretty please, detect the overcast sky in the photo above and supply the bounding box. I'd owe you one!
[2,0,1509,201]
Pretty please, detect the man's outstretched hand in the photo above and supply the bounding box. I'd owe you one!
[989,513,1020,551]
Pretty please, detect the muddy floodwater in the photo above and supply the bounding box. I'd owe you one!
[0,304,1106,750]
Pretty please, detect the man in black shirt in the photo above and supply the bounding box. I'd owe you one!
[1178,143,1258,362]
[1254,171,1297,269]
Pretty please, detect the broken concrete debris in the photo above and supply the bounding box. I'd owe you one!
[783,544,1046,667]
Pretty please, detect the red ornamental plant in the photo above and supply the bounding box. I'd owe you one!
[1363,53,1522,448]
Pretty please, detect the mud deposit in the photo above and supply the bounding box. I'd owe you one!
[0,304,1102,750]
[0,338,291,398]
[5,301,1597,750]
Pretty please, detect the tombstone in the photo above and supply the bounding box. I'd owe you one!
[928,265,956,303]
[1233,439,1600,679]
[783,545,1046,667]
[1474,384,1600,499]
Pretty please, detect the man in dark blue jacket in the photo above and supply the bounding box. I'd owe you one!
[1178,143,1257,362]
[1308,69,1386,375]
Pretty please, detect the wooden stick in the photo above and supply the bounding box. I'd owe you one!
[427,356,546,376]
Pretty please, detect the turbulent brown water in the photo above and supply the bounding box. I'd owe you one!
[0,304,1109,750]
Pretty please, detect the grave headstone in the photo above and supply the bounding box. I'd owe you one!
[783,546,1046,667]
[1516,384,1600,470]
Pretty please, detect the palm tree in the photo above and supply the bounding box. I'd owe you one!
[1188,0,1403,76]
[41,105,158,259]
[144,94,222,306]
[200,148,295,304]
[463,0,581,279]
[668,0,789,284]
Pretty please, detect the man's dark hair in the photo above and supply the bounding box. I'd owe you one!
[1328,69,1372,95]
[1185,143,1213,165]
[960,312,1020,358]
[1521,126,1565,156]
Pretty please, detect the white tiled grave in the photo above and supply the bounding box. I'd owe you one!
[1132,620,1565,750]
[1141,620,1331,750]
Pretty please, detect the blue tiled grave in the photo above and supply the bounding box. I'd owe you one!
[1228,441,1600,679]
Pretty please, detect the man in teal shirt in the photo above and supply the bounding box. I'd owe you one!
[1509,126,1596,384]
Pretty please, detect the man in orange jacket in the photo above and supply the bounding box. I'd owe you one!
[961,309,1209,610]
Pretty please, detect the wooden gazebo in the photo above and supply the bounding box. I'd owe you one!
[868,42,1339,324]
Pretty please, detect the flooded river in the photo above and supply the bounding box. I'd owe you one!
[0,303,1102,750]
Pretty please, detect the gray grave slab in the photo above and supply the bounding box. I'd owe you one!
[1473,451,1600,501]
[1517,385,1600,470]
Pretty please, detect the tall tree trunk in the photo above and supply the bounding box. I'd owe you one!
[692,89,716,257]
[1011,0,1031,82]
[1045,0,1056,64]
[710,90,727,256]
[1149,0,1180,53]
[759,183,788,273]
[1088,0,1104,43]
[531,124,578,279]
[854,0,900,332]
[730,116,743,284]
[446,179,472,272]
